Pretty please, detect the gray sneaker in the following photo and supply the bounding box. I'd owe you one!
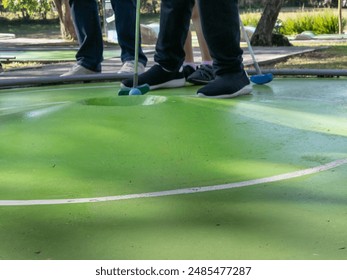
[187,64,215,85]
[60,64,99,77]
[118,61,145,74]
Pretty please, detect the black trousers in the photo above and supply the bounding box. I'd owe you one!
[154,0,244,75]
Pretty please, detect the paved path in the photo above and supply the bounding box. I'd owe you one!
[0,37,318,80]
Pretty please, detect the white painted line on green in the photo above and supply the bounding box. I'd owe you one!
[1,158,346,206]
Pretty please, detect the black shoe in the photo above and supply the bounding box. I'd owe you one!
[187,64,215,85]
[183,65,196,79]
[197,70,252,98]
[121,64,185,90]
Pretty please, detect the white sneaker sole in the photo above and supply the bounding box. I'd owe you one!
[60,70,99,77]
[197,84,252,99]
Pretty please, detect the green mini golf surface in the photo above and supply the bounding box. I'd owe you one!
[0,49,119,61]
[0,79,346,260]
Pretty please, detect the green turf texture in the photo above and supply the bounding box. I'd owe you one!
[0,79,346,260]
[0,49,119,61]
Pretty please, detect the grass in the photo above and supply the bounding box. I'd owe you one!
[2,62,44,71]
[0,17,61,39]
[242,8,347,30]
[278,8,347,25]
[264,42,347,69]
[0,11,158,39]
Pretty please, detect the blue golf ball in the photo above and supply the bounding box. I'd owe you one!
[129,88,142,95]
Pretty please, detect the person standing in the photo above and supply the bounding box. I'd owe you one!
[62,0,147,76]
[121,0,251,98]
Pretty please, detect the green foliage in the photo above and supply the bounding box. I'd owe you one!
[279,10,345,35]
[241,10,346,35]
[240,13,261,27]
[2,0,52,19]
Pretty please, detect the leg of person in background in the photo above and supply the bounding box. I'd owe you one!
[112,0,148,74]
[183,2,215,85]
[0,62,4,75]
[61,0,103,76]
[182,29,196,79]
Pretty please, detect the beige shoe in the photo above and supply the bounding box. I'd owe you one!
[117,61,145,74]
[60,64,99,77]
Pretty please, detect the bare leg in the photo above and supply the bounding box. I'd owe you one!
[183,27,195,64]
[190,3,212,63]
[183,3,214,84]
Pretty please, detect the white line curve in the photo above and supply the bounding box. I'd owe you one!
[1,158,346,206]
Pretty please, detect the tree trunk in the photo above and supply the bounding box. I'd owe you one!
[338,0,343,34]
[250,0,284,46]
[53,0,77,40]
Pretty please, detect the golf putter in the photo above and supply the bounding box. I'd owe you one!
[240,19,273,85]
[118,0,150,95]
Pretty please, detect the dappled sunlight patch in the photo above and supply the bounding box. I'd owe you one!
[212,158,300,180]
[236,102,347,137]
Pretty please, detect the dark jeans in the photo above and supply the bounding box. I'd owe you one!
[155,0,243,75]
[69,0,147,72]
[111,0,147,66]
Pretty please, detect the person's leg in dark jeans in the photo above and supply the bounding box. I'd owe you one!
[69,0,103,72]
[121,0,193,89]
[196,0,251,97]
[198,0,243,75]
[111,0,147,68]
[154,0,195,72]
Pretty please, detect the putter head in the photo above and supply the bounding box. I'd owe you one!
[118,84,150,96]
[250,73,273,85]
